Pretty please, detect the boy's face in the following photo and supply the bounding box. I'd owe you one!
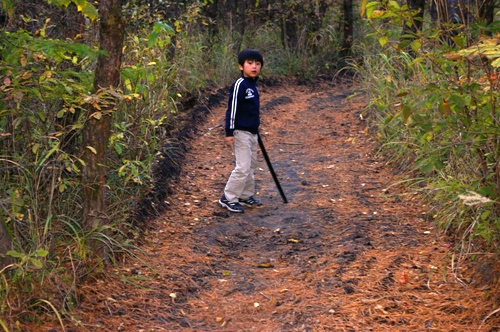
[238,59,262,78]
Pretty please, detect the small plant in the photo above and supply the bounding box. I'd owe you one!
[5,248,49,271]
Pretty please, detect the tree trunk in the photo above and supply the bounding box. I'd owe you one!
[235,0,246,52]
[280,0,298,50]
[81,0,124,236]
[340,0,353,58]
[0,218,13,268]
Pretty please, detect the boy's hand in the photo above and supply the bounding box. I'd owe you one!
[224,136,234,148]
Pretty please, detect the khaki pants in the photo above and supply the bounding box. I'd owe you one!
[224,130,258,202]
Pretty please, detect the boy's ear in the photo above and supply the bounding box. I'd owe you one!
[238,64,244,71]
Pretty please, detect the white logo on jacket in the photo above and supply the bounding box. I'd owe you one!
[245,88,255,99]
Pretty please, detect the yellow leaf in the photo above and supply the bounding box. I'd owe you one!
[388,0,400,10]
[379,36,388,47]
[20,54,27,66]
[86,146,97,154]
[91,111,102,120]
[287,238,299,243]
[360,0,368,17]
[492,57,500,68]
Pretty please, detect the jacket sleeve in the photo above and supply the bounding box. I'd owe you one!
[225,78,243,137]
[225,90,235,137]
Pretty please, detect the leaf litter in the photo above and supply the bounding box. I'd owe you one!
[35,78,500,331]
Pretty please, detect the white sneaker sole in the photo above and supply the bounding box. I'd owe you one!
[218,200,244,213]
[239,201,262,208]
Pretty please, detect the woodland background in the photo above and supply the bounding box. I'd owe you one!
[0,0,499,329]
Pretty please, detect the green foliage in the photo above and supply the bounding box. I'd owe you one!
[5,248,48,270]
[357,0,500,250]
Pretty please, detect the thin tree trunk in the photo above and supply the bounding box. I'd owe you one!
[81,0,124,238]
[340,0,353,58]
[235,0,246,52]
[0,216,13,268]
[280,0,298,50]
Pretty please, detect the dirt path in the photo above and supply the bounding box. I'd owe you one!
[74,78,499,331]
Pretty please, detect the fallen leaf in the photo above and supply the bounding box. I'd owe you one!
[399,271,409,285]
[287,238,300,243]
[375,304,388,314]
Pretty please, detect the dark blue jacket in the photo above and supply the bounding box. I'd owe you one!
[225,76,260,136]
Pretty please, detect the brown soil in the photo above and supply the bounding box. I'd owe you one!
[40,78,500,331]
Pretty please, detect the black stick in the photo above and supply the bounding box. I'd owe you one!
[257,133,288,203]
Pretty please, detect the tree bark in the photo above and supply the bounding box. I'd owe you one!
[81,0,124,236]
[0,216,13,269]
[235,0,246,52]
[280,0,298,50]
[340,0,353,58]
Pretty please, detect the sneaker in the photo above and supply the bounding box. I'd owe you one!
[219,195,244,213]
[239,196,263,207]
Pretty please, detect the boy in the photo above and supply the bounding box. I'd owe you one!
[218,49,264,213]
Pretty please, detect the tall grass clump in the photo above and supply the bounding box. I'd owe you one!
[354,1,500,256]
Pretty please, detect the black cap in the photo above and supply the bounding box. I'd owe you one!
[238,48,264,68]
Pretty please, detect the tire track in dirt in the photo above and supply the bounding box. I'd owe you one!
[75,78,499,332]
